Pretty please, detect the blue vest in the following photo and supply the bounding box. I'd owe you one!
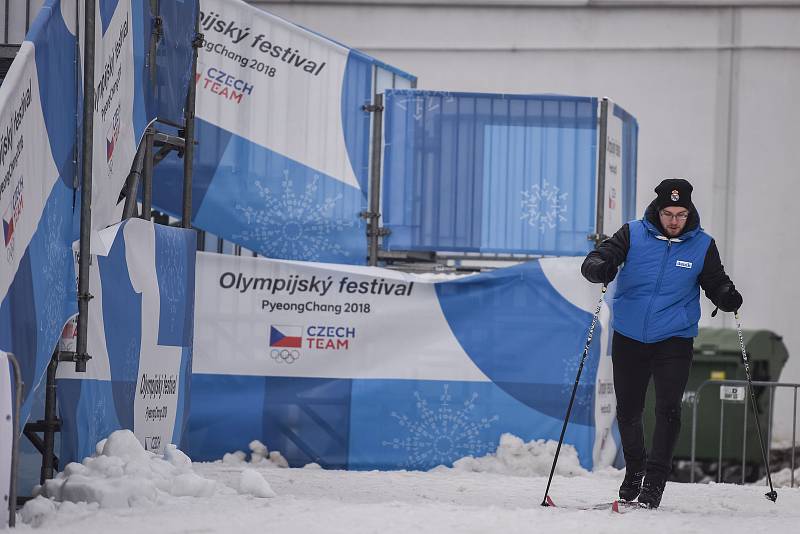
[612,218,712,343]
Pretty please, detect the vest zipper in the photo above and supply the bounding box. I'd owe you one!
[642,239,672,343]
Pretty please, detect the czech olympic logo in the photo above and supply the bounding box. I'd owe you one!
[270,349,300,364]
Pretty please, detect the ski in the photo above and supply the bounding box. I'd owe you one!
[544,496,650,512]
[612,500,650,513]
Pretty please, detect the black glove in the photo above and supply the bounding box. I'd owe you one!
[717,286,743,313]
[581,254,618,285]
[598,262,618,285]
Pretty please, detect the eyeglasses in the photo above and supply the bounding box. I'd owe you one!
[659,210,689,221]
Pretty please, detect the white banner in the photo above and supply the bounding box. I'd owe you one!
[0,41,60,304]
[602,101,624,236]
[192,253,619,470]
[196,0,359,190]
[82,0,138,233]
[193,252,488,381]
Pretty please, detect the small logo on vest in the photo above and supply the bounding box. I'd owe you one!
[671,190,680,202]
[676,260,692,269]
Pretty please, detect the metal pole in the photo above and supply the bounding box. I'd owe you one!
[742,384,748,484]
[768,386,774,469]
[4,0,9,44]
[75,0,96,373]
[718,398,725,483]
[594,98,609,245]
[123,141,147,220]
[691,389,699,483]
[734,313,777,501]
[792,386,797,488]
[40,354,59,484]
[6,353,22,528]
[142,128,154,220]
[542,286,606,506]
[367,93,384,266]
[181,12,201,229]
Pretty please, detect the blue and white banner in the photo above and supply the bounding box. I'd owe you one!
[0,4,78,426]
[189,252,617,470]
[0,0,197,429]
[382,91,600,256]
[57,219,196,463]
[601,100,638,237]
[152,0,413,264]
[69,0,199,234]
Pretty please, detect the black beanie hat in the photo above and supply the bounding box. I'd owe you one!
[654,178,693,210]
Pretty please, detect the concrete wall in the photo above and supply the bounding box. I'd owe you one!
[253,0,800,443]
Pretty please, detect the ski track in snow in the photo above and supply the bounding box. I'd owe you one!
[15,464,800,534]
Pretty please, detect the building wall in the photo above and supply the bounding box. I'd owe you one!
[253,0,800,442]
[0,0,43,43]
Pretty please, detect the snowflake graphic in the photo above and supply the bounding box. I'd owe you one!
[155,229,185,336]
[233,171,355,261]
[382,384,500,470]
[561,349,597,411]
[520,181,569,233]
[39,195,72,349]
[394,90,456,121]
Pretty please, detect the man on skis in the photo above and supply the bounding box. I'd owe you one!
[581,178,742,509]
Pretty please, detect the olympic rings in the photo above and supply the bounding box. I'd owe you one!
[270,348,300,364]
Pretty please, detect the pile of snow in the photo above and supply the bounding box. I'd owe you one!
[32,430,216,510]
[222,439,289,468]
[445,433,589,477]
[20,431,281,527]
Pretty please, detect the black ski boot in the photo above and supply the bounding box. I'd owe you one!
[638,475,666,509]
[618,469,645,502]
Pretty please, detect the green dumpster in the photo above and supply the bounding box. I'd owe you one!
[642,328,788,464]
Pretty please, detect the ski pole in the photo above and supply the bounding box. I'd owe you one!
[542,285,607,507]
[734,311,778,502]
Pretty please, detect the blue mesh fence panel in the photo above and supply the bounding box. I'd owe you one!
[382,91,598,256]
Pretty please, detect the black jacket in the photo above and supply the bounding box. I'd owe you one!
[581,201,737,310]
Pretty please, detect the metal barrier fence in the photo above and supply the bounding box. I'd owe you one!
[690,379,798,487]
[3,353,22,528]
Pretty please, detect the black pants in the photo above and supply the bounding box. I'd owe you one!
[612,331,693,479]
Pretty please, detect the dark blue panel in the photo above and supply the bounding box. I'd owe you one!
[31,1,78,188]
[0,254,38,393]
[99,0,120,34]
[434,261,600,426]
[174,345,193,447]
[262,377,352,469]
[341,51,373,194]
[22,181,78,423]
[98,228,141,384]
[152,117,234,220]
[153,0,198,123]
[185,374,267,461]
[348,379,595,470]
[56,379,82,464]
[98,226,140,430]
[154,224,196,346]
[132,0,154,134]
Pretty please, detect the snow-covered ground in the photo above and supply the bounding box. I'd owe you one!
[10,431,799,533]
